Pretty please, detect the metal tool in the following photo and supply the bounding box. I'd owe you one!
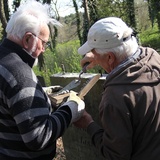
[54,62,90,95]
[54,79,81,96]
[77,62,90,83]
[49,74,101,105]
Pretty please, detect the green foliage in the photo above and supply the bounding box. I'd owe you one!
[33,66,52,86]
[46,40,82,72]
[148,0,160,30]
[33,39,103,86]
[97,0,128,19]
[139,23,160,50]
[33,40,82,86]
[5,0,160,87]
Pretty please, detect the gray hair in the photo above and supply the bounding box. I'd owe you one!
[6,0,61,40]
[95,31,139,63]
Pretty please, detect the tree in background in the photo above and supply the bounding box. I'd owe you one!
[80,0,99,44]
[0,0,159,78]
[0,0,9,38]
[72,0,83,45]
[79,0,137,43]
[148,0,160,31]
[48,0,60,51]
[13,0,21,12]
[125,0,136,28]
[81,0,90,44]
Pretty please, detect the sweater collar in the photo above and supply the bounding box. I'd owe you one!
[1,38,36,68]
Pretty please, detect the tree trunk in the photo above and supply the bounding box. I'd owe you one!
[13,0,21,12]
[88,0,98,25]
[4,0,10,21]
[126,0,136,28]
[82,0,90,43]
[148,0,160,31]
[72,0,83,45]
[0,0,7,37]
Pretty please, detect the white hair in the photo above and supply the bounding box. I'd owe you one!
[95,30,139,63]
[28,36,38,55]
[6,0,61,40]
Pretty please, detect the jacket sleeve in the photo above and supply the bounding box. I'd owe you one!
[87,103,133,160]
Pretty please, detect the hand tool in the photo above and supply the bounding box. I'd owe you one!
[54,62,90,95]
[48,74,101,106]
[76,62,90,83]
[55,79,81,96]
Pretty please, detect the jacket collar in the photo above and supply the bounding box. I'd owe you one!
[108,47,141,77]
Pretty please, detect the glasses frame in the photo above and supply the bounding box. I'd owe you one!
[31,33,50,49]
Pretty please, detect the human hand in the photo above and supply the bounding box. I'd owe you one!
[67,90,82,104]
[43,85,63,94]
[61,91,85,122]
[80,52,98,70]
[73,110,94,128]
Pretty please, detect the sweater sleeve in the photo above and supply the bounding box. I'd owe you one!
[8,75,72,151]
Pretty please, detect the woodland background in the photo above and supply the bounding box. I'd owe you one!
[0,1,160,159]
[0,0,160,86]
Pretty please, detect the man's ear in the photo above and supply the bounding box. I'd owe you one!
[107,52,116,65]
[22,32,32,49]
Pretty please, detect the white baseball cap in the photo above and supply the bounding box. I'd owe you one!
[78,17,133,55]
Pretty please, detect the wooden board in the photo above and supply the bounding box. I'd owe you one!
[48,92,70,106]
[48,74,100,106]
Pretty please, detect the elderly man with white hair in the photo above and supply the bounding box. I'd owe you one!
[74,17,160,160]
[0,0,85,159]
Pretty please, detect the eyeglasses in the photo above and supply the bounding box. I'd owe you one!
[31,33,50,49]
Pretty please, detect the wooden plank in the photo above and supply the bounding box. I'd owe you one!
[48,74,100,106]
[78,74,100,99]
[48,93,70,106]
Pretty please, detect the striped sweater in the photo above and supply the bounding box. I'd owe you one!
[0,38,72,160]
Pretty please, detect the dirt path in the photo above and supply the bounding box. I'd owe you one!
[54,137,66,160]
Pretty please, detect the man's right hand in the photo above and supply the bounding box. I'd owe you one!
[80,51,98,70]
[73,110,94,129]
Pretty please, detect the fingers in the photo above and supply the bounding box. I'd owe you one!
[62,94,85,123]
[69,90,84,100]
[70,90,78,94]
[68,91,81,104]
[80,52,97,69]
[58,89,70,95]
[43,86,63,94]
[50,86,63,92]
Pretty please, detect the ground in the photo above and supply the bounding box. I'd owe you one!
[54,137,66,160]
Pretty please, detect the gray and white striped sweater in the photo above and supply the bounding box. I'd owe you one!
[0,38,72,160]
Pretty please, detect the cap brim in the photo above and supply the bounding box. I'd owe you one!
[78,41,93,55]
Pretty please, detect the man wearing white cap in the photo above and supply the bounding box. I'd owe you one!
[74,17,160,160]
